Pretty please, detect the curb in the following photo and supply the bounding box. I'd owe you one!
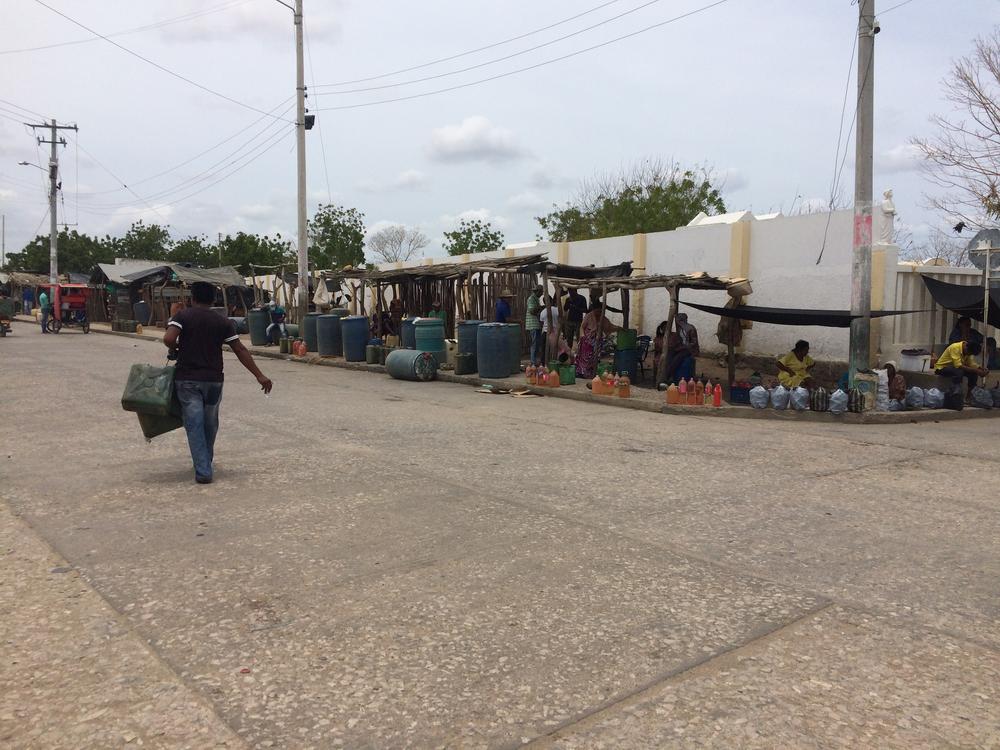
[42,318,1000,425]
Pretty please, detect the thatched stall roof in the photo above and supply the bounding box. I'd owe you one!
[341,253,548,284]
[544,271,750,294]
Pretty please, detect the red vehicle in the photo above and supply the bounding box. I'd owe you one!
[38,283,91,334]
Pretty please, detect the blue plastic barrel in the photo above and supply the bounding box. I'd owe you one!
[247,309,269,346]
[341,315,369,361]
[133,300,152,326]
[457,320,483,355]
[414,317,447,364]
[613,348,638,380]
[316,314,342,356]
[401,317,417,349]
[303,312,321,352]
[504,323,522,374]
[477,323,510,378]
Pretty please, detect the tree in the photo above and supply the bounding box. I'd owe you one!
[308,204,366,269]
[367,225,429,263]
[899,229,970,267]
[443,218,505,256]
[168,236,217,267]
[3,229,114,273]
[218,232,292,271]
[535,159,726,241]
[118,220,172,260]
[912,30,1000,227]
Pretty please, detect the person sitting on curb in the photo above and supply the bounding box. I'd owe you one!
[776,339,816,389]
[934,339,988,402]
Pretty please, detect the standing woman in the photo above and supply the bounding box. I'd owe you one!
[652,320,669,377]
[575,302,618,378]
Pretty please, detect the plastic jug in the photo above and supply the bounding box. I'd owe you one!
[666,383,680,404]
[693,379,704,406]
[713,382,723,407]
[549,368,560,388]
[527,365,536,384]
[703,380,712,406]
[617,373,630,398]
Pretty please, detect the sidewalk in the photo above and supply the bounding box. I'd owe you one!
[27,316,999,425]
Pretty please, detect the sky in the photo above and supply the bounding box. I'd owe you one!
[1,0,998,263]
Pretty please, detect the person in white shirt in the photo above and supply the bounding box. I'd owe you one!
[539,302,566,364]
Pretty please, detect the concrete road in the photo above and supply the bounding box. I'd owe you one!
[2,329,999,749]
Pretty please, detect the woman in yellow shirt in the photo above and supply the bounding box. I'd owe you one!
[776,339,816,389]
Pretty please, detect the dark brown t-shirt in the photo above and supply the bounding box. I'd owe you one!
[169,307,239,382]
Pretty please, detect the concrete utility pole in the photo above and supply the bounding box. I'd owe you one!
[26,118,77,319]
[295,0,308,323]
[849,0,876,382]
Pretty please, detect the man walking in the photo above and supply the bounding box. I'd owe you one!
[163,282,273,484]
[38,287,49,333]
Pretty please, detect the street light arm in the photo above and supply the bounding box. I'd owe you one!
[272,0,294,11]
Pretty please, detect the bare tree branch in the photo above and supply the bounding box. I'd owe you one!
[367,225,429,264]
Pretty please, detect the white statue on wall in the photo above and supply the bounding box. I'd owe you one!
[879,189,896,244]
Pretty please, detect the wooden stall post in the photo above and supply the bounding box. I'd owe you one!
[657,286,679,384]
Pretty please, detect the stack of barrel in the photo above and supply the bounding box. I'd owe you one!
[613,328,639,381]
[455,320,482,375]
[477,322,520,379]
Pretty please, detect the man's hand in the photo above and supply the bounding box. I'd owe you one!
[257,374,273,394]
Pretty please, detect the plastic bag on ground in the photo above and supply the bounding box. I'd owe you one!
[971,386,993,409]
[888,398,905,411]
[790,386,810,410]
[991,388,1000,408]
[924,387,944,409]
[829,388,848,414]
[905,387,925,409]
[770,384,790,410]
[874,368,890,411]
[749,385,770,409]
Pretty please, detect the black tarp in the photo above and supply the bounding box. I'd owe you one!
[920,275,1000,328]
[681,301,918,328]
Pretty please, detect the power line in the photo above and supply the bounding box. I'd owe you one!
[881,0,918,14]
[314,0,666,94]
[0,97,52,121]
[73,103,295,209]
[0,0,252,55]
[67,127,294,216]
[75,96,295,196]
[30,0,294,123]
[314,0,732,111]
[71,137,168,221]
[320,0,625,88]
[304,25,332,205]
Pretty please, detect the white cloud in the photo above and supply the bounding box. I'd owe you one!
[160,1,342,43]
[0,188,17,200]
[440,208,510,229]
[358,169,427,193]
[428,116,526,164]
[506,190,547,212]
[876,144,922,175]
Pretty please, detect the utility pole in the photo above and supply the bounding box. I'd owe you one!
[26,119,77,284]
[1,214,5,268]
[294,0,308,324]
[849,0,876,383]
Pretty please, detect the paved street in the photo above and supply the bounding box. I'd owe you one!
[2,328,1000,748]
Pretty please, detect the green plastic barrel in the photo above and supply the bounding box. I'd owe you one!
[504,323,521,374]
[616,328,638,350]
[385,349,438,381]
[248,309,269,347]
[303,312,321,352]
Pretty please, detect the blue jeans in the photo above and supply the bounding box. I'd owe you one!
[40,306,49,332]
[176,380,223,480]
[529,328,544,366]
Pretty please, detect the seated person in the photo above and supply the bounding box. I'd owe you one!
[426,298,446,323]
[884,360,907,401]
[776,339,816,389]
[265,302,286,345]
[934,339,988,399]
[663,331,695,385]
[987,337,999,370]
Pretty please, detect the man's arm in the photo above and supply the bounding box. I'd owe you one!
[229,340,273,393]
[163,325,180,351]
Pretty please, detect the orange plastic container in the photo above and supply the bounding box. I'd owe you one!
[666,383,680,404]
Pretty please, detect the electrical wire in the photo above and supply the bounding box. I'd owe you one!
[320,0,625,88]
[30,207,50,239]
[0,0,252,55]
[0,97,52,121]
[304,25,333,205]
[314,0,732,111]
[881,0,918,14]
[70,137,168,221]
[67,126,294,217]
[31,0,294,123]
[75,96,295,196]
[314,0,666,94]
[72,102,295,209]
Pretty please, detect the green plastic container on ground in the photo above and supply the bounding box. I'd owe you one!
[616,328,638,350]
[121,364,178,416]
[558,363,576,385]
[365,344,379,364]
[454,353,477,375]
